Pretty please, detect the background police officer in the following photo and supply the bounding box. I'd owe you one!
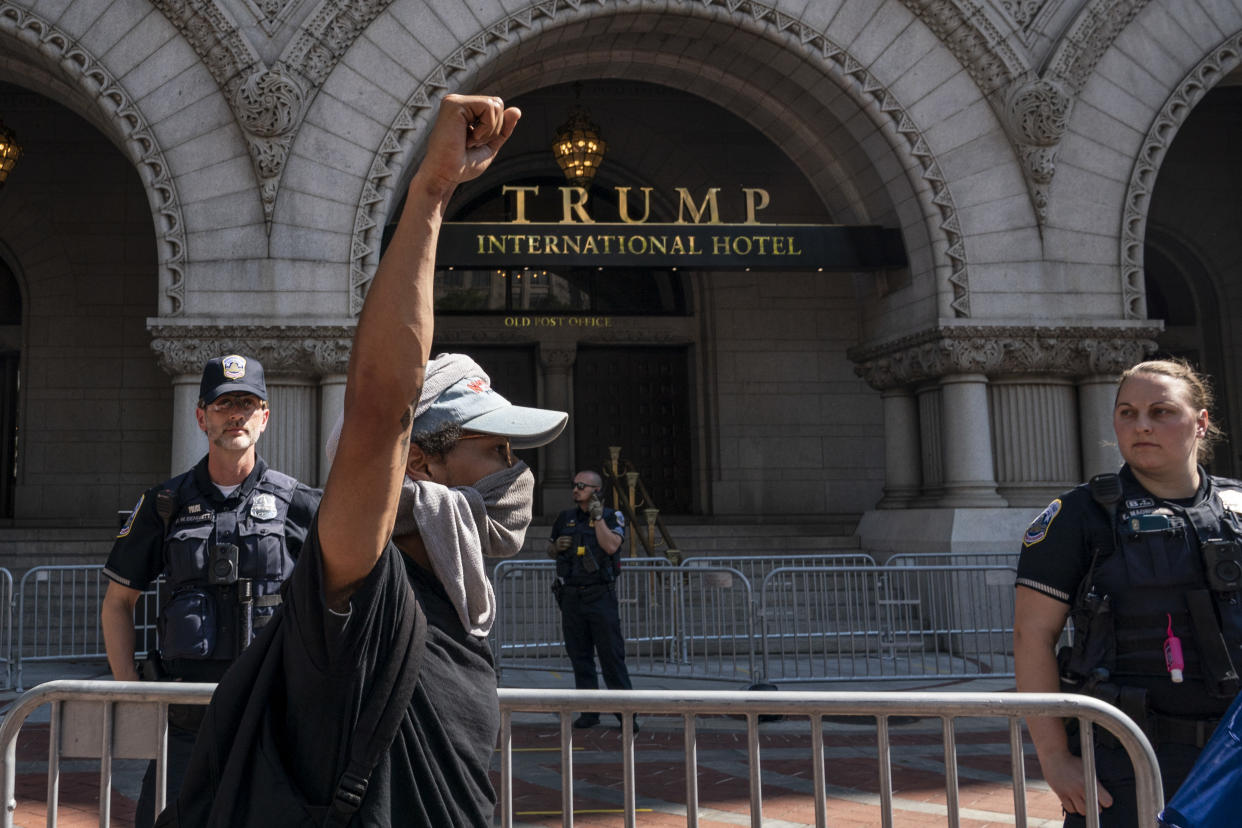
[549,469,637,730]
[100,354,321,828]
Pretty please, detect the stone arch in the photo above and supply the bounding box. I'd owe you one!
[1118,30,1242,321]
[342,0,979,321]
[0,2,188,315]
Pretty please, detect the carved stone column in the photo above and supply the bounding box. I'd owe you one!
[170,375,207,477]
[989,377,1079,507]
[849,322,1160,509]
[149,323,355,484]
[939,374,1005,506]
[879,388,921,508]
[1079,374,1124,478]
[318,374,347,486]
[539,344,577,507]
[263,380,317,483]
[915,384,943,505]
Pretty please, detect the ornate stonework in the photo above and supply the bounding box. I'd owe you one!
[245,0,305,36]
[1120,33,1242,320]
[1005,76,1072,219]
[848,324,1161,390]
[149,324,356,375]
[1045,0,1151,94]
[352,0,974,317]
[0,3,189,316]
[284,0,395,87]
[900,0,1027,97]
[149,0,396,230]
[1001,0,1051,30]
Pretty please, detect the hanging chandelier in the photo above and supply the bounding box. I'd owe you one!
[0,118,21,189]
[552,97,606,188]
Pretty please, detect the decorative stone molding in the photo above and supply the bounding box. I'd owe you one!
[148,324,356,376]
[150,0,395,230]
[1119,33,1242,320]
[900,0,1027,97]
[352,0,973,317]
[539,345,577,373]
[245,0,306,36]
[848,323,1161,390]
[1005,76,1072,220]
[1045,0,1150,94]
[0,3,189,316]
[1001,0,1051,31]
[284,0,395,87]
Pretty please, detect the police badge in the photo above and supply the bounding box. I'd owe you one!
[250,493,278,520]
[222,354,247,379]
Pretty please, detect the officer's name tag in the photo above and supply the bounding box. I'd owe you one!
[251,493,278,520]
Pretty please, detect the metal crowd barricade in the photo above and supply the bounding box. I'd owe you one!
[759,564,1018,683]
[16,566,162,691]
[499,688,1157,828]
[0,681,1162,828]
[491,559,756,682]
[0,679,216,828]
[0,568,12,691]
[681,552,877,586]
[886,551,1021,567]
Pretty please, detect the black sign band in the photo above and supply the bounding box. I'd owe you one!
[437,223,906,271]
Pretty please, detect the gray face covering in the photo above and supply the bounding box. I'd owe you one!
[394,461,533,636]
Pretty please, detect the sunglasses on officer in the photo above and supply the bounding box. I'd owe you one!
[572,482,598,491]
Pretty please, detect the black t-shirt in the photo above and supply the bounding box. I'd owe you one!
[276,523,500,826]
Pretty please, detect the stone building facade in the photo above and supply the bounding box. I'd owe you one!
[0,0,1239,563]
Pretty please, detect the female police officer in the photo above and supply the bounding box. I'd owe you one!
[1015,359,1242,826]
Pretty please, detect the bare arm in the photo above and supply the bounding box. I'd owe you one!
[1013,585,1112,815]
[318,95,520,609]
[101,581,142,681]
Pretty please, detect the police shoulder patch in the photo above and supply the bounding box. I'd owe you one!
[116,494,144,539]
[1218,489,1242,516]
[1023,499,1062,548]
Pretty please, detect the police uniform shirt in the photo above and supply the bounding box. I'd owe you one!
[104,456,321,591]
[550,506,625,583]
[1015,465,1225,605]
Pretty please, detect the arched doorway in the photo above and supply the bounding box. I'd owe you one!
[0,254,19,518]
[1145,82,1242,477]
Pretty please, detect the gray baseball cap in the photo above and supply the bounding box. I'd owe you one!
[412,375,567,449]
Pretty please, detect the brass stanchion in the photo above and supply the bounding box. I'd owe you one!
[625,471,640,558]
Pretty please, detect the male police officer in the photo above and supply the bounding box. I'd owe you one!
[549,469,637,730]
[100,354,321,828]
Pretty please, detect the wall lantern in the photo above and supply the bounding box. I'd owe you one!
[552,92,606,187]
[0,118,21,189]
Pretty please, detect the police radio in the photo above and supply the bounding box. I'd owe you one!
[207,543,240,585]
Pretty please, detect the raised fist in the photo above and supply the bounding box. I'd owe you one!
[588,497,604,522]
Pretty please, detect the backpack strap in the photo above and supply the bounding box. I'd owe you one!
[322,597,428,827]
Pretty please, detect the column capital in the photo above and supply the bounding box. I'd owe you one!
[847,322,1162,391]
[539,344,577,374]
[147,323,356,376]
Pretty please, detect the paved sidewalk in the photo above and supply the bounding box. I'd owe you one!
[3,662,1054,827]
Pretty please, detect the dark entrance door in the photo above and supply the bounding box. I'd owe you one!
[574,346,692,514]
